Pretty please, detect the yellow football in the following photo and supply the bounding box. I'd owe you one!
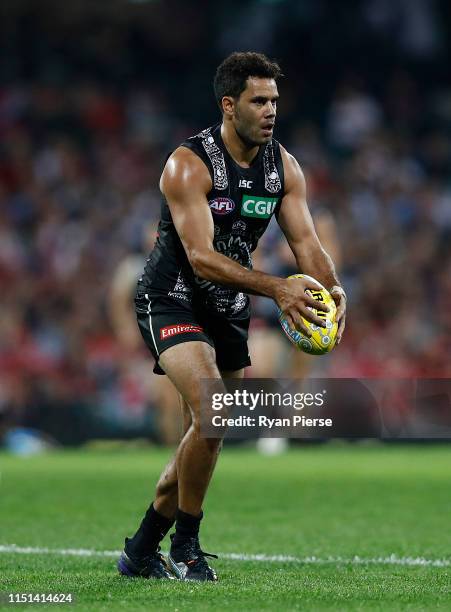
[278,274,338,355]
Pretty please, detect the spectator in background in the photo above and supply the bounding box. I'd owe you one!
[108,223,182,444]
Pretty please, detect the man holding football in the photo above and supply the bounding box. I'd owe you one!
[117,51,346,581]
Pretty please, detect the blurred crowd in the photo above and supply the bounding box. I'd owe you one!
[0,0,450,444]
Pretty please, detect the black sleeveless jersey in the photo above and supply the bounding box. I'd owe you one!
[141,123,285,316]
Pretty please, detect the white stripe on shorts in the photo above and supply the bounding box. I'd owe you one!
[145,293,159,356]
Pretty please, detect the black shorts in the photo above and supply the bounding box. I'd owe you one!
[134,287,251,375]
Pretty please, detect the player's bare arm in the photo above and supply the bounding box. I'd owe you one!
[160,146,329,333]
[277,146,347,343]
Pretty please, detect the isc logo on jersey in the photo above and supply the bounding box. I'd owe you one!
[241,195,278,219]
[209,197,235,215]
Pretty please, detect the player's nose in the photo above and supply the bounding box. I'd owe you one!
[265,102,276,117]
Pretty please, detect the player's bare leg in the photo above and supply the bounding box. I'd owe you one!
[120,341,241,581]
[158,342,227,516]
[154,341,224,580]
[154,366,244,519]
[152,394,192,519]
[118,393,191,579]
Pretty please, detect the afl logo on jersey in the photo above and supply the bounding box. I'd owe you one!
[209,197,235,215]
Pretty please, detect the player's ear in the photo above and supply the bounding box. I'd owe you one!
[222,96,235,117]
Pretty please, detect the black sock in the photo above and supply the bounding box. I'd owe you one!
[172,508,203,547]
[126,502,174,557]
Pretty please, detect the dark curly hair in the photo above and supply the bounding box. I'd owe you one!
[213,52,283,111]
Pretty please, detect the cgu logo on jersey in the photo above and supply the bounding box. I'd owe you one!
[209,197,235,215]
[241,195,278,219]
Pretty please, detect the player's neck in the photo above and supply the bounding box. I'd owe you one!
[220,122,259,168]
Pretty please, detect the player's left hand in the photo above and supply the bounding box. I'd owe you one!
[329,285,347,345]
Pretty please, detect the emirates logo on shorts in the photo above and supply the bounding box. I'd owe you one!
[160,324,204,340]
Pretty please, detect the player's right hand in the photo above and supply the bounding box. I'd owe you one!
[274,277,330,336]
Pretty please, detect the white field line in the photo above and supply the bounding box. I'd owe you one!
[0,544,450,568]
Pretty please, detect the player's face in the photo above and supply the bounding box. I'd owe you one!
[233,77,279,146]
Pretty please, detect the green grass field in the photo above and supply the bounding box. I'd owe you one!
[1,444,450,610]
